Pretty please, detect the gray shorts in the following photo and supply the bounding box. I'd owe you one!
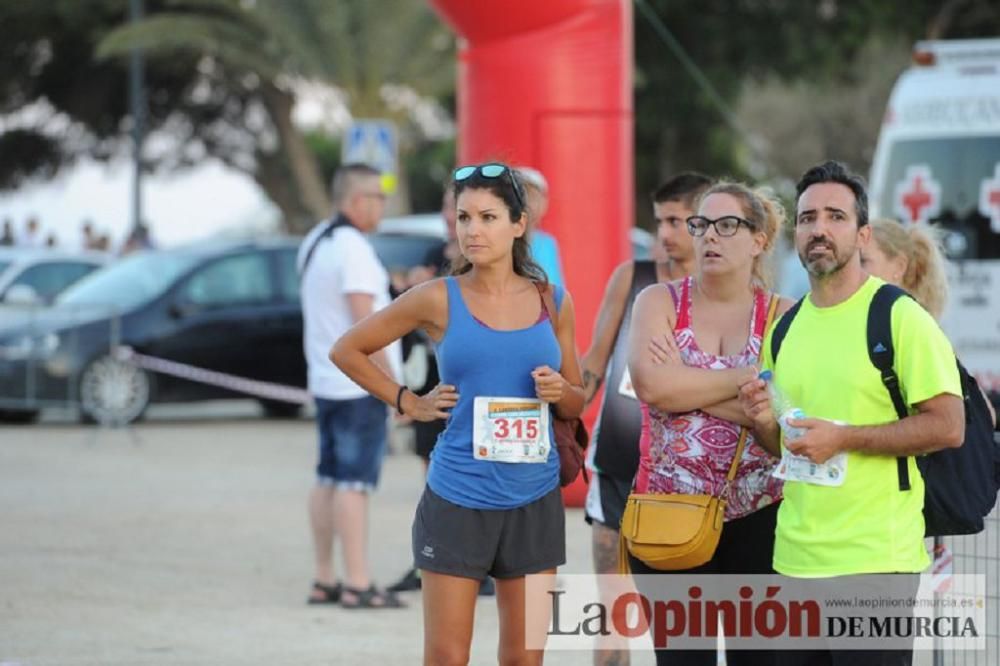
[412,485,566,580]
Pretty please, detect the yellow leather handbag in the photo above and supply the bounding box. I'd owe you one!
[618,294,779,574]
[618,429,748,573]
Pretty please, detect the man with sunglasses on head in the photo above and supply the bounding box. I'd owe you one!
[581,172,711,666]
[298,163,404,609]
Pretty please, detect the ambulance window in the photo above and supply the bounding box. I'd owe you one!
[879,137,1000,260]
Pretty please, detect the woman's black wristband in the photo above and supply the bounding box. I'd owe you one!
[395,385,408,416]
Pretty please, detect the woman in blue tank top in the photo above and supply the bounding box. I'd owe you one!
[332,162,585,664]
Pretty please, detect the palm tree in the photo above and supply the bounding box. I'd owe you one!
[98,0,454,231]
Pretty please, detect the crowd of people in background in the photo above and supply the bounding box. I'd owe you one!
[0,215,154,255]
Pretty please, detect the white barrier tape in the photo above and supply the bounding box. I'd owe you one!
[115,346,311,405]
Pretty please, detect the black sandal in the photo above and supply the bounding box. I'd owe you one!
[307,581,342,605]
[340,584,405,609]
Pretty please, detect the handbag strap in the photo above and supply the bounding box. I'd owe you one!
[722,428,751,487]
[535,282,559,333]
[719,293,781,496]
[762,292,781,338]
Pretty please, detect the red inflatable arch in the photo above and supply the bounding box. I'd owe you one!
[429,0,634,505]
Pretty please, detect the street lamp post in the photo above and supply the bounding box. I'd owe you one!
[129,0,146,236]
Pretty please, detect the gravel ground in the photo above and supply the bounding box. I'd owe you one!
[0,414,655,666]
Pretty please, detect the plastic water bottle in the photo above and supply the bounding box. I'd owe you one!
[758,370,806,441]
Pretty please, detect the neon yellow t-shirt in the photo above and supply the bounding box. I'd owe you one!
[763,277,961,577]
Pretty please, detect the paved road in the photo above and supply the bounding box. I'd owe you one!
[0,416,655,665]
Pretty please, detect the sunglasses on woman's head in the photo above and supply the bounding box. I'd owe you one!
[686,215,757,237]
[453,163,526,210]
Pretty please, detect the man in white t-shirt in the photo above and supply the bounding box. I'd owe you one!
[298,163,404,609]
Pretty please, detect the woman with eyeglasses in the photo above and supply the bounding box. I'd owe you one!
[332,162,584,665]
[625,182,793,666]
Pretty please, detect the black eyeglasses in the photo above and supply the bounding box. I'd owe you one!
[453,163,526,210]
[686,215,757,237]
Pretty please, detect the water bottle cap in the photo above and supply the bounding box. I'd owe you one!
[758,369,773,381]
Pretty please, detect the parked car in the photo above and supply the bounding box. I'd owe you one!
[371,214,447,275]
[0,248,108,307]
[0,239,305,424]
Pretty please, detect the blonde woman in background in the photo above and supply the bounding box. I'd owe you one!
[862,218,995,425]
[861,218,949,319]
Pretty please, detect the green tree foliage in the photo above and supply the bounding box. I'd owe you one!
[2,0,453,231]
[0,1,219,189]
[98,0,454,228]
[406,136,456,213]
[632,0,998,224]
[8,0,997,232]
[736,38,912,185]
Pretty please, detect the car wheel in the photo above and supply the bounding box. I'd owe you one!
[259,399,302,419]
[0,409,40,424]
[79,354,151,425]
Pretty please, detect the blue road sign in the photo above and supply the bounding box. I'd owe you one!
[342,120,398,177]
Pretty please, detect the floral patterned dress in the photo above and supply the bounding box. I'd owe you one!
[634,277,782,520]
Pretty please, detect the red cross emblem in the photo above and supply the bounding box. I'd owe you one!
[893,165,941,224]
[979,164,1000,233]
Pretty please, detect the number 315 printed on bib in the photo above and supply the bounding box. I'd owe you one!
[472,396,551,463]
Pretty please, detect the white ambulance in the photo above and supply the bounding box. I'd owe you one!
[869,38,1000,402]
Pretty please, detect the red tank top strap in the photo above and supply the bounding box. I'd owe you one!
[675,276,693,330]
[666,281,680,314]
[751,288,770,337]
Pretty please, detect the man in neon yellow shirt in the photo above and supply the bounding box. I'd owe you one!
[739,161,964,665]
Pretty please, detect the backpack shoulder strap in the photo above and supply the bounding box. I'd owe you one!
[299,216,352,275]
[769,295,806,364]
[867,283,909,418]
[865,282,912,490]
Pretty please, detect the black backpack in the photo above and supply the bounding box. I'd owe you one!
[770,283,1000,537]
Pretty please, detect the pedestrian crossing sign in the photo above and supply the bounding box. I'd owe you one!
[343,120,398,194]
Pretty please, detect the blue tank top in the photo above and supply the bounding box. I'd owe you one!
[426,277,564,509]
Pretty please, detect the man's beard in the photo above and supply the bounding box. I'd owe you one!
[799,237,854,278]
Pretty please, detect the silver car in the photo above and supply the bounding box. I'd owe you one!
[0,247,109,308]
